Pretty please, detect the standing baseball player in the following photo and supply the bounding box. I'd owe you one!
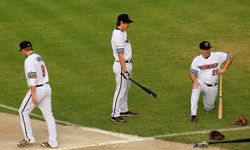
[190,41,233,122]
[111,14,137,123]
[17,41,58,148]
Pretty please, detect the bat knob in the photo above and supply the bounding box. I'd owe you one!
[192,144,198,148]
[192,141,208,148]
[152,94,158,98]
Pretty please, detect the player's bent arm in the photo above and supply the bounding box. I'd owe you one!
[30,86,38,105]
[118,53,127,73]
[190,72,200,89]
[28,78,38,106]
[190,72,198,83]
[219,56,233,75]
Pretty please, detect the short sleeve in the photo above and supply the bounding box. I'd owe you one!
[113,32,125,53]
[216,52,229,63]
[25,59,37,79]
[190,59,199,74]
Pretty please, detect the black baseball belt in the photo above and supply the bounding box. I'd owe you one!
[36,82,49,87]
[205,83,217,87]
[115,60,132,63]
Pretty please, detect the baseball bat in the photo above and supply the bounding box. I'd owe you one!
[208,138,250,145]
[218,75,223,119]
[193,138,250,148]
[129,78,158,98]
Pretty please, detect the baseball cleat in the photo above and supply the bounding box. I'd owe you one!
[17,139,33,147]
[111,117,127,123]
[41,142,52,148]
[191,115,198,122]
[120,111,138,117]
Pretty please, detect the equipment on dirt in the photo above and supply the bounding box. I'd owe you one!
[129,78,158,98]
[192,141,209,148]
[234,115,248,126]
[193,138,250,148]
[209,130,224,140]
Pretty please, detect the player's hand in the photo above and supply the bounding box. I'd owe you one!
[32,96,38,106]
[121,71,130,80]
[193,81,200,89]
[218,68,226,75]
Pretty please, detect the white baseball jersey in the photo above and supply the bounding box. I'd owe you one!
[111,28,132,61]
[24,53,49,86]
[190,52,230,84]
[20,52,58,147]
[111,28,133,118]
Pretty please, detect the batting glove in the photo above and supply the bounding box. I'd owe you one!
[121,71,130,80]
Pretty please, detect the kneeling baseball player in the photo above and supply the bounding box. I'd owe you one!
[189,41,233,122]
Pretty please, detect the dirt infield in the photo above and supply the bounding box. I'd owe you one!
[0,113,225,150]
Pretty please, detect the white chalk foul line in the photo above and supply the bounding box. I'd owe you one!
[0,104,147,140]
[0,103,152,150]
[1,103,250,149]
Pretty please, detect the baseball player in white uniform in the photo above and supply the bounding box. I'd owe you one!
[190,41,233,122]
[111,14,137,124]
[17,41,58,148]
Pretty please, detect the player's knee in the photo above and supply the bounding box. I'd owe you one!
[192,88,200,93]
[18,108,23,115]
[42,111,53,117]
[204,106,215,112]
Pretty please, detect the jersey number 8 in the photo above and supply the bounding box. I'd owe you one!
[41,65,46,77]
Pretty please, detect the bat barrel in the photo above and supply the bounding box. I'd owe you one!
[218,75,223,119]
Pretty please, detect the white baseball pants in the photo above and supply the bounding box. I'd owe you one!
[190,79,218,116]
[19,84,58,148]
[111,62,132,117]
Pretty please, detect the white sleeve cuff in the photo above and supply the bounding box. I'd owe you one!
[28,78,36,87]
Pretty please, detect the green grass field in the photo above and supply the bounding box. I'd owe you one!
[0,0,250,149]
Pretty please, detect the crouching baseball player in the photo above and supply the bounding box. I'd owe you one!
[17,41,58,148]
[189,41,233,122]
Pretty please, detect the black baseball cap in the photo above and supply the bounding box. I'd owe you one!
[199,41,212,50]
[117,14,133,23]
[19,41,32,51]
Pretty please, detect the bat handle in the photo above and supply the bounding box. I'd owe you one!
[219,75,222,97]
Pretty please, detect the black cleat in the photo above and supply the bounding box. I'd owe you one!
[120,111,138,117]
[191,115,198,122]
[111,117,127,123]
